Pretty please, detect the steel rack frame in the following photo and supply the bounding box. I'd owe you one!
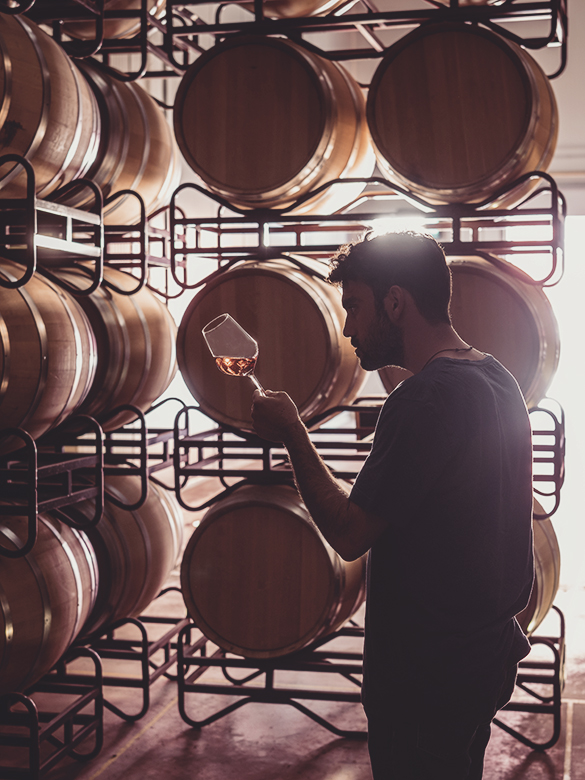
[24,0,152,80]
[58,588,191,722]
[0,417,104,558]
[0,156,104,293]
[98,399,188,510]
[176,621,367,738]
[162,0,568,78]
[176,607,566,749]
[0,646,103,780]
[494,605,566,750]
[0,400,182,559]
[169,173,566,292]
[7,0,568,81]
[171,400,565,515]
[172,401,377,512]
[530,400,565,519]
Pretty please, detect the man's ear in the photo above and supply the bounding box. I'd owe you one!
[383,286,404,323]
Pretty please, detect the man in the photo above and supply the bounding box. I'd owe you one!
[251,231,534,779]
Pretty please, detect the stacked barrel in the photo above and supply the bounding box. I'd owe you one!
[172,12,562,655]
[0,479,184,695]
[0,0,565,683]
[369,21,561,637]
[0,12,184,696]
[171,33,377,658]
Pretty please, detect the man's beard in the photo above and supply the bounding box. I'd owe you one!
[352,309,405,371]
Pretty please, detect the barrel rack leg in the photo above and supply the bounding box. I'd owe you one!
[73,589,191,722]
[494,605,566,750]
[0,647,103,779]
[176,622,367,740]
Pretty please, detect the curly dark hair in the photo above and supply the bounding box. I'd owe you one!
[329,231,452,325]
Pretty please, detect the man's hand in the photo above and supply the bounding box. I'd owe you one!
[251,389,302,443]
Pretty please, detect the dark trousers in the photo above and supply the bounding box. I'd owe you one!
[364,663,518,780]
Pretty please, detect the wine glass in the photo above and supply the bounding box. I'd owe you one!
[202,313,265,395]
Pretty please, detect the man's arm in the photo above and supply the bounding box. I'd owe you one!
[251,390,388,561]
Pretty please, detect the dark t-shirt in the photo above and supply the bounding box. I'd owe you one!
[351,355,534,699]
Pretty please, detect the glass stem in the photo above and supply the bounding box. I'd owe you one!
[249,374,265,395]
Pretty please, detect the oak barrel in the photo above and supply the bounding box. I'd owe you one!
[181,484,366,658]
[173,36,375,214]
[379,255,559,409]
[517,498,560,636]
[245,0,352,19]
[176,256,366,432]
[366,23,558,207]
[61,476,184,639]
[62,0,166,41]
[0,512,98,695]
[0,259,97,451]
[0,15,99,199]
[60,60,181,225]
[56,265,177,431]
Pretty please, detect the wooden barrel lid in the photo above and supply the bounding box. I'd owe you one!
[379,255,559,409]
[181,484,365,658]
[176,257,365,431]
[367,23,557,206]
[173,36,375,213]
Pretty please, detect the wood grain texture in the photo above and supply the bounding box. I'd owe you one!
[448,257,559,408]
[244,0,353,19]
[0,259,97,451]
[56,265,177,431]
[62,475,184,639]
[62,0,166,41]
[367,23,557,207]
[379,255,559,409]
[174,36,375,214]
[0,15,99,198]
[176,256,366,432]
[57,60,181,225]
[0,513,98,695]
[181,484,366,658]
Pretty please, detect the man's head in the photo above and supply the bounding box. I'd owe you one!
[329,231,452,325]
[329,232,452,371]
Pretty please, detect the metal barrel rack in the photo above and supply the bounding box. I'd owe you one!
[0,0,573,769]
[59,589,191,723]
[177,621,367,739]
[0,647,104,780]
[495,606,566,751]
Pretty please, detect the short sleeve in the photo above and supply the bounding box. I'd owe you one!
[350,393,458,527]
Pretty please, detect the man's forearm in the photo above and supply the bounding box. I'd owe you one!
[282,421,364,561]
[251,389,386,559]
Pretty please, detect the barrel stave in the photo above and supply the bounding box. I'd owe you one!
[0,513,98,696]
[0,259,97,450]
[0,15,99,199]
